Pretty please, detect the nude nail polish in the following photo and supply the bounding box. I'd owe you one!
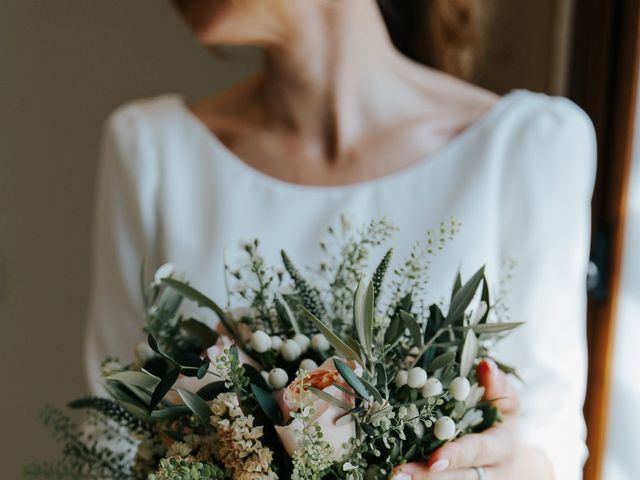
[430,459,450,472]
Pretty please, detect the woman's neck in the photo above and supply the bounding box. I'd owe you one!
[256,0,455,162]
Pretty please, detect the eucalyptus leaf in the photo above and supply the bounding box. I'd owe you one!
[460,330,478,377]
[176,388,212,426]
[399,310,423,348]
[161,278,236,338]
[150,405,191,420]
[106,371,160,391]
[427,351,456,372]
[251,384,283,425]
[334,359,369,400]
[118,401,154,423]
[196,361,210,380]
[150,365,180,412]
[147,333,177,366]
[306,386,352,410]
[104,382,149,411]
[445,265,486,328]
[384,314,402,345]
[470,322,524,334]
[353,276,375,359]
[357,376,383,402]
[331,383,356,397]
[301,307,364,365]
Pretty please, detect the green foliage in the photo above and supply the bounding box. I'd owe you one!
[281,249,325,320]
[67,397,149,435]
[148,458,226,480]
[372,248,393,304]
[23,405,135,480]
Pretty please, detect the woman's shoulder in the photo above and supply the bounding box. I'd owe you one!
[104,93,186,136]
[496,89,598,203]
[498,89,596,147]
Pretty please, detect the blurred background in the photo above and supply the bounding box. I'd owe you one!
[0,1,637,479]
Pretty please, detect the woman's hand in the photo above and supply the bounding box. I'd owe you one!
[391,359,554,480]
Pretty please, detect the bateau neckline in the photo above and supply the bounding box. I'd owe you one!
[174,88,527,193]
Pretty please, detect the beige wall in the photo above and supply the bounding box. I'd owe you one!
[0,1,569,476]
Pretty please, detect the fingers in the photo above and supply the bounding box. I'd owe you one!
[391,464,495,480]
[425,418,517,470]
[476,359,519,415]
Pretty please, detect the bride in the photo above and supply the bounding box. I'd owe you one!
[85,1,597,479]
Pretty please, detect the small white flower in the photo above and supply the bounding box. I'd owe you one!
[280,339,302,361]
[268,368,289,390]
[413,421,425,439]
[311,333,330,352]
[270,336,283,350]
[470,301,488,325]
[299,358,318,371]
[394,370,409,388]
[154,263,175,284]
[250,330,272,353]
[292,333,310,352]
[343,462,357,472]
[421,378,443,398]
[407,367,428,389]
[449,377,471,401]
[434,416,456,440]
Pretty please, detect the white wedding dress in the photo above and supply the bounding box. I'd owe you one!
[85,88,597,479]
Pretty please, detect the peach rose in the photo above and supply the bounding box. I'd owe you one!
[165,335,258,404]
[274,357,361,461]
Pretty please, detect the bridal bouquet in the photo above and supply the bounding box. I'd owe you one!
[25,217,520,480]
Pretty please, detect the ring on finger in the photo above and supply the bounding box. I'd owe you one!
[473,466,487,480]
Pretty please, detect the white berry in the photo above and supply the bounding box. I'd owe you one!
[300,358,318,371]
[250,330,272,353]
[281,339,302,361]
[270,336,283,350]
[395,370,409,388]
[434,416,456,440]
[311,333,330,352]
[421,378,443,398]
[293,333,310,352]
[268,368,289,390]
[407,367,428,389]
[449,377,471,401]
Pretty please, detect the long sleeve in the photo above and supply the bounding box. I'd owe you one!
[496,96,598,479]
[84,103,160,394]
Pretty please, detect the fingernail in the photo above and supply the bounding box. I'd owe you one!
[430,459,450,472]
[391,474,412,480]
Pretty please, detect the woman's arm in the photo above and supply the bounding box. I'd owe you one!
[84,103,160,394]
